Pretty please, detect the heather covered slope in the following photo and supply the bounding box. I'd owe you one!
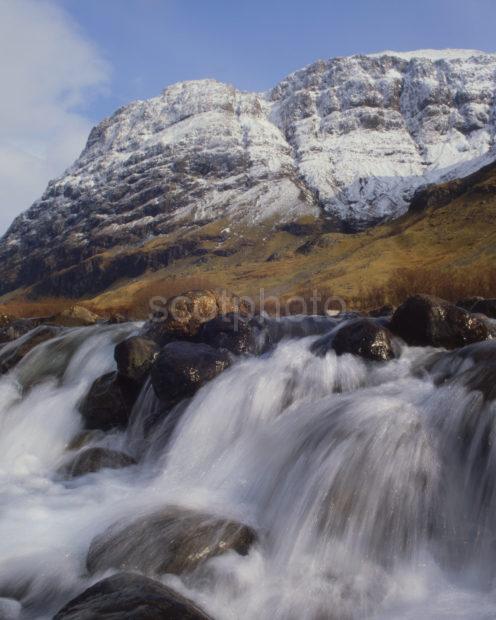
[4,155,491,318]
[1,49,496,300]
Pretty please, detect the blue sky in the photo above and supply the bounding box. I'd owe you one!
[61,0,496,123]
[0,0,495,232]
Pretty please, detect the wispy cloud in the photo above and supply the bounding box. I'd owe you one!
[0,0,109,233]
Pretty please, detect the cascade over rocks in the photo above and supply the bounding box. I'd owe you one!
[60,447,137,478]
[0,325,61,374]
[151,341,231,403]
[390,294,492,349]
[86,506,256,577]
[311,318,396,362]
[261,314,338,343]
[0,318,47,345]
[425,340,496,402]
[80,371,141,430]
[143,289,249,344]
[54,573,213,620]
[114,336,159,384]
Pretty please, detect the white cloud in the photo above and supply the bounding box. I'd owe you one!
[0,0,109,233]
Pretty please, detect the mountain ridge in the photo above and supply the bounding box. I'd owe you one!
[1,49,496,299]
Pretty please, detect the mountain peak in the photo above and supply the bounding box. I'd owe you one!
[365,48,495,61]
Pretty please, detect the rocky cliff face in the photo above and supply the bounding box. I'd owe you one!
[1,49,496,297]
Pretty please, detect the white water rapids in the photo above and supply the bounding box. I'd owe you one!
[1,322,496,619]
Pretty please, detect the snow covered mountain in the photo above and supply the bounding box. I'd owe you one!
[1,49,496,296]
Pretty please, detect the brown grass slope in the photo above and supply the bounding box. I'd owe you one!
[2,160,496,318]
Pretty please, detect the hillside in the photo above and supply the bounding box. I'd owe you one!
[83,156,496,313]
[1,156,494,318]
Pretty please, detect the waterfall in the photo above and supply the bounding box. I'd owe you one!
[0,323,496,619]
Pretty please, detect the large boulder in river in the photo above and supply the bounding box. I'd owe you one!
[61,447,137,478]
[80,372,141,430]
[311,318,396,362]
[86,506,256,577]
[198,313,264,355]
[54,572,213,620]
[143,289,249,344]
[0,325,61,374]
[151,341,230,403]
[391,295,491,349]
[114,336,159,384]
[471,298,496,319]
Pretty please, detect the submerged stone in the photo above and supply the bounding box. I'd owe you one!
[60,447,136,478]
[54,572,213,620]
[86,506,256,576]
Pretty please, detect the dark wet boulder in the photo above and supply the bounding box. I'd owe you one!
[471,298,496,319]
[311,318,396,362]
[0,325,61,374]
[61,447,137,478]
[198,313,264,355]
[54,572,213,620]
[142,289,249,344]
[456,296,484,312]
[80,372,141,431]
[390,295,491,349]
[151,341,230,403]
[86,506,256,577]
[114,336,159,384]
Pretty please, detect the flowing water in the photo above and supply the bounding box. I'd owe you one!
[1,321,496,619]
